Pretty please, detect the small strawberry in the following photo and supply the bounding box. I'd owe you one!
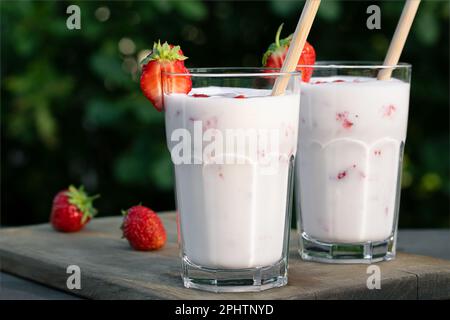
[262,24,316,82]
[121,205,167,251]
[50,185,99,232]
[140,41,192,111]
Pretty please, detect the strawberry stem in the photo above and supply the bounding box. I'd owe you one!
[66,185,99,223]
[275,23,284,48]
[141,41,187,66]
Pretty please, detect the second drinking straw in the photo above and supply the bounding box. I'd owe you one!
[378,0,421,80]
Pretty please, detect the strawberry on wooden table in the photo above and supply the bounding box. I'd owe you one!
[140,41,192,111]
[262,24,316,82]
[121,205,167,251]
[50,185,99,232]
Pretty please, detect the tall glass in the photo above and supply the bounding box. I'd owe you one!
[163,68,301,292]
[295,62,411,263]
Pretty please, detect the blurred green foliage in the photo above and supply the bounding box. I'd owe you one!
[1,0,449,228]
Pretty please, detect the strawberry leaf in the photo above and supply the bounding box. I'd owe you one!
[66,185,99,223]
[262,23,293,66]
[141,41,187,67]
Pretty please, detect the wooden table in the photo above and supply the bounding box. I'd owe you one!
[0,212,449,300]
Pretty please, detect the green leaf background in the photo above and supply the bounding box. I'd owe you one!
[1,0,449,228]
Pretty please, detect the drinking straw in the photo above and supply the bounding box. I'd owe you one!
[271,0,321,96]
[377,0,421,80]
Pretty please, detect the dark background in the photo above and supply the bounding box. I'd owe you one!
[1,0,449,228]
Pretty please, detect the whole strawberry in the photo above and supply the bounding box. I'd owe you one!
[140,41,192,111]
[262,24,316,82]
[121,205,167,251]
[50,185,99,232]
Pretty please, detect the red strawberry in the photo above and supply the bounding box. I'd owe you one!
[121,205,167,251]
[192,93,209,98]
[140,41,192,111]
[234,95,246,99]
[50,185,99,232]
[262,24,316,82]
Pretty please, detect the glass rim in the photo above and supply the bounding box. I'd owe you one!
[296,61,411,69]
[162,67,302,77]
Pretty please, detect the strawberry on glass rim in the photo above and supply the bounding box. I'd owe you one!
[262,24,316,82]
[140,41,192,111]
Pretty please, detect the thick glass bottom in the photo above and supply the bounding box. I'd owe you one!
[299,232,396,264]
[181,256,288,293]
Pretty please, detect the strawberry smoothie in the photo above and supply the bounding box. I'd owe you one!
[296,76,410,244]
[165,87,300,269]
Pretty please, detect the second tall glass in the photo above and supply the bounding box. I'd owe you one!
[295,62,411,263]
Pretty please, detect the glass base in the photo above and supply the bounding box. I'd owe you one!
[181,256,288,293]
[299,233,396,264]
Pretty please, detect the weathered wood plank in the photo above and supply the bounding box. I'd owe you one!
[0,272,80,300]
[0,213,449,300]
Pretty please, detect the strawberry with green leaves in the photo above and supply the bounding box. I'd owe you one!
[140,41,192,111]
[50,185,99,232]
[262,24,316,82]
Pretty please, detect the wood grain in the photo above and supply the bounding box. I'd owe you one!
[0,212,449,300]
